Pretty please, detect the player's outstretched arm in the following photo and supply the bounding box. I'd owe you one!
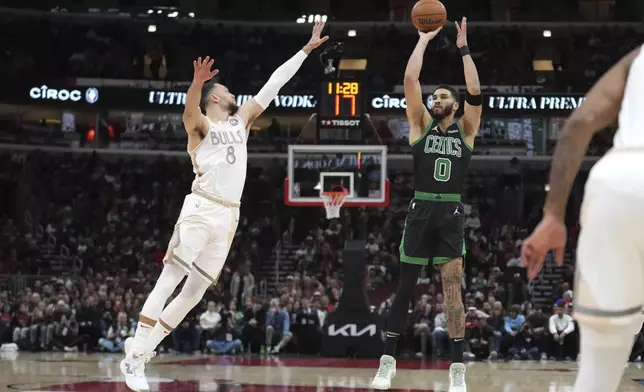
[521,46,640,278]
[455,17,482,146]
[183,57,219,135]
[236,21,329,132]
[404,27,441,144]
[544,46,641,219]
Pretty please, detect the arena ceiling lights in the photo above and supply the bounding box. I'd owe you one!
[296,14,328,23]
[144,7,194,19]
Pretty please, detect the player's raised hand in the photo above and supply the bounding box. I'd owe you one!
[418,26,443,42]
[192,56,219,84]
[521,213,567,280]
[303,21,330,54]
[455,17,468,48]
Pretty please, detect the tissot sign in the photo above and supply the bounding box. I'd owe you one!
[8,83,586,115]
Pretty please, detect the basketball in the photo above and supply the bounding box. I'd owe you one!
[411,0,447,32]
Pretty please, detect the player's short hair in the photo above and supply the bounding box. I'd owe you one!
[199,80,218,115]
[434,84,460,103]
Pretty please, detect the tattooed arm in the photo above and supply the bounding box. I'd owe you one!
[440,259,465,338]
[544,47,640,219]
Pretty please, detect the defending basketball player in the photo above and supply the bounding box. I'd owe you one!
[372,17,481,392]
[522,44,643,392]
[120,22,328,392]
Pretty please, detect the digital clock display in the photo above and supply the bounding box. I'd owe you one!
[320,81,362,118]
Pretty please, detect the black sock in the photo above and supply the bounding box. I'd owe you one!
[384,332,399,356]
[451,338,464,363]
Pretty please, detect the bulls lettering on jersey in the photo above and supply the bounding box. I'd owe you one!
[189,115,248,202]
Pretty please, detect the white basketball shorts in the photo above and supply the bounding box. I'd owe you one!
[163,192,239,285]
[575,151,644,332]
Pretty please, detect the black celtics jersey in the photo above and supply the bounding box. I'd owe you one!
[411,119,473,195]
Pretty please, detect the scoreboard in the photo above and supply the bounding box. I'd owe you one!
[318,80,363,141]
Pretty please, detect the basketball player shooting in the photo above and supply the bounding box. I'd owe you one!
[119,22,328,392]
[372,17,481,392]
[522,45,643,392]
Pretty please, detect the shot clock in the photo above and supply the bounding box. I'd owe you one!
[318,80,364,141]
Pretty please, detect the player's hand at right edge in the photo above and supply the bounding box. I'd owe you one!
[192,56,219,84]
[418,26,443,42]
[521,213,567,280]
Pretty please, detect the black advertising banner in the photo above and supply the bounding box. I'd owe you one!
[7,84,316,113]
[369,93,587,115]
[5,83,586,115]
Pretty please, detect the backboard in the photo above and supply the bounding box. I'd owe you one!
[285,145,389,207]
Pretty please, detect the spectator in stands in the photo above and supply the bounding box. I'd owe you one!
[50,301,78,352]
[508,321,540,360]
[0,303,12,344]
[98,311,133,353]
[199,301,221,341]
[464,307,485,360]
[242,299,264,353]
[548,300,576,360]
[173,309,201,354]
[295,298,322,354]
[265,298,292,354]
[410,302,432,358]
[71,296,102,352]
[507,273,529,306]
[506,250,524,268]
[229,300,245,336]
[29,300,51,351]
[206,310,243,355]
[432,304,449,357]
[485,303,505,359]
[525,308,550,360]
[231,261,255,306]
[504,305,525,351]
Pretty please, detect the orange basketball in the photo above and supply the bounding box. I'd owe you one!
[411,0,447,33]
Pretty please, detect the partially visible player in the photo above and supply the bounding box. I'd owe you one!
[372,17,481,392]
[119,22,328,392]
[522,44,643,392]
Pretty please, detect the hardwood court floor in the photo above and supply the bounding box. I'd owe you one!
[2,352,644,391]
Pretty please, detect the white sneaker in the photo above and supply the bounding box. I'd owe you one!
[372,355,397,390]
[270,346,281,355]
[120,347,156,392]
[448,362,467,392]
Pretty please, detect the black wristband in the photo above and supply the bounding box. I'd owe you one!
[465,92,482,106]
[460,45,470,57]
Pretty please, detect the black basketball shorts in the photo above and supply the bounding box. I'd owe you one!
[399,192,466,266]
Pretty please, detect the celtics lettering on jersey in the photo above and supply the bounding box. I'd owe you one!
[412,120,472,195]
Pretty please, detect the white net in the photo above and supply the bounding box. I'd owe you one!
[321,191,349,219]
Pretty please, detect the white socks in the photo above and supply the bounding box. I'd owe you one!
[134,322,153,342]
[142,322,172,353]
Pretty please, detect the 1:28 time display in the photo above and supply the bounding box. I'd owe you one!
[323,81,361,117]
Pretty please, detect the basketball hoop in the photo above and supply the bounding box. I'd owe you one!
[321,186,350,219]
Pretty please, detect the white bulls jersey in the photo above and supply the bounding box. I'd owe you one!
[588,46,644,197]
[189,115,248,203]
[614,46,644,149]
